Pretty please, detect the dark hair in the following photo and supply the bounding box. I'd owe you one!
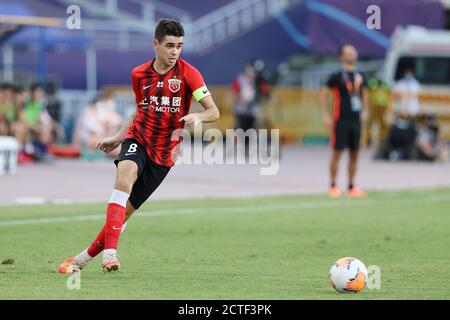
[13,85,24,93]
[403,66,414,76]
[0,83,13,90]
[30,83,42,92]
[154,19,185,42]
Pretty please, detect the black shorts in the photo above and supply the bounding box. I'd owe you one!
[331,120,361,151]
[114,139,171,210]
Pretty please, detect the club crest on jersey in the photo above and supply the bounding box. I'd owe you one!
[168,78,181,93]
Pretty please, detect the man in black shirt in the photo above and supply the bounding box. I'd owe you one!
[320,44,369,198]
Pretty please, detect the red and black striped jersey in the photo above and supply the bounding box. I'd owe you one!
[126,58,211,167]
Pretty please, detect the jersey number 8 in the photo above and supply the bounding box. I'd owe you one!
[128,144,138,153]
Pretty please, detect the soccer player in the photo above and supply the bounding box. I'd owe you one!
[320,44,368,198]
[58,19,220,273]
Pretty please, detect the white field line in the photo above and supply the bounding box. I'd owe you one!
[0,194,449,227]
[0,188,445,206]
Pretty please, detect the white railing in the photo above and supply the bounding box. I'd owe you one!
[186,0,298,53]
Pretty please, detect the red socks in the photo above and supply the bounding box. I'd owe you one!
[87,225,106,257]
[87,189,129,257]
[104,203,126,249]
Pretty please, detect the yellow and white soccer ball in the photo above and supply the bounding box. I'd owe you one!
[329,257,368,293]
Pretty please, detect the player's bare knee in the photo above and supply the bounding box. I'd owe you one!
[115,172,136,193]
[114,182,130,193]
[115,161,138,192]
[115,176,135,193]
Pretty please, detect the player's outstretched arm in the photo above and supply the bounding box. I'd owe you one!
[179,95,220,126]
[96,110,137,153]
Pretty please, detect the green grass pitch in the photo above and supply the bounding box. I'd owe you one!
[1,188,450,299]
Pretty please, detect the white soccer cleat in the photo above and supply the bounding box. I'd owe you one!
[102,249,120,273]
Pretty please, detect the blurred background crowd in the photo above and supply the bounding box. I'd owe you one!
[0,82,122,163]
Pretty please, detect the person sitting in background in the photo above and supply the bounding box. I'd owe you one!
[95,91,122,140]
[0,83,15,136]
[0,84,35,164]
[12,85,26,117]
[23,83,57,162]
[73,96,103,159]
[10,86,35,163]
[374,116,417,160]
[73,93,121,159]
[415,115,448,162]
[375,68,424,161]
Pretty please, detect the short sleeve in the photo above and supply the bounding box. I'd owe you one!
[326,73,339,88]
[185,65,211,102]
